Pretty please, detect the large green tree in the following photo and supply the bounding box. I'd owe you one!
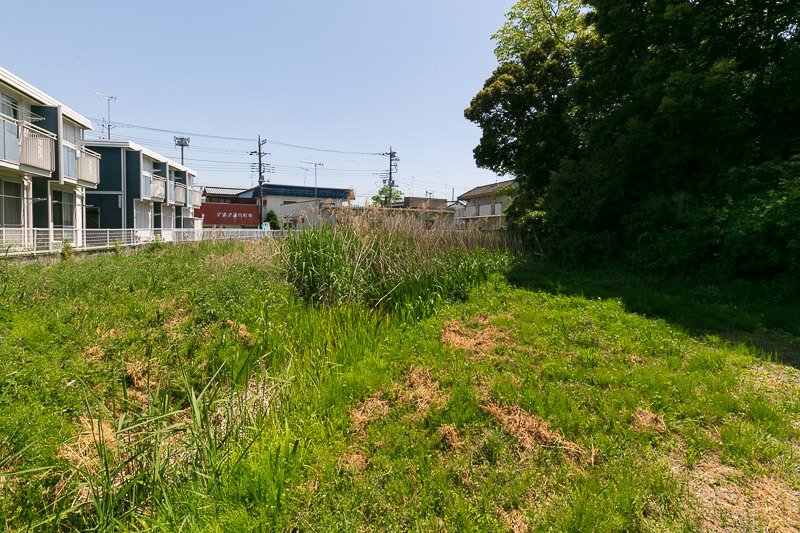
[468,0,800,273]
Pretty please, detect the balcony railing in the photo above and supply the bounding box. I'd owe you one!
[151,176,166,200]
[21,121,57,174]
[0,115,57,175]
[191,186,203,207]
[455,204,504,219]
[77,146,101,187]
[174,183,187,206]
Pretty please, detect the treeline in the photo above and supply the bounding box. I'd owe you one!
[467,0,799,279]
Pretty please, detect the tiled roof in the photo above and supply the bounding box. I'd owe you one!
[203,186,248,196]
[458,179,516,201]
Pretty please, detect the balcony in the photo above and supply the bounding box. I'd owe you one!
[77,146,101,187]
[166,181,175,204]
[186,186,203,208]
[151,176,166,201]
[174,183,187,206]
[21,122,57,174]
[455,204,504,219]
[0,115,57,176]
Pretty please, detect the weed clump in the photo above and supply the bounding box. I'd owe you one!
[283,210,511,315]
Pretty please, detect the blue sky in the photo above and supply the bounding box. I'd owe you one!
[3,0,514,202]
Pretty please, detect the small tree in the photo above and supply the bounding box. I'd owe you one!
[265,210,281,230]
[371,185,404,207]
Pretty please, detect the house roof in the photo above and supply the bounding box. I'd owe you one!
[0,67,93,129]
[239,183,355,201]
[458,179,516,201]
[203,186,247,197]
[84,139,197,175]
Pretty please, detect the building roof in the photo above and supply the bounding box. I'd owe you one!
[458,179,516,201]
[0,67,93,129]
[239,183,355,201]
[203,186,248,197]
[84,139,197,175]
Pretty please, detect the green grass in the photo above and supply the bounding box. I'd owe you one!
[0,237,799,531]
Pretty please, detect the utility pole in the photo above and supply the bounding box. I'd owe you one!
[383,147,398,207]
[250,136,268,229]
[94,92,116,139]
[174,136,190,165]
[301,161,324,210]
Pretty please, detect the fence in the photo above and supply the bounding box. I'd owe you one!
[0,227,285,257]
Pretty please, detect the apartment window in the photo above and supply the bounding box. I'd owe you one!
[63,122,80,145]
[0,179,22,227]
[0,94,18,120]
[52,189,75,228]
[0,94,19,163]
[62,145,77,179]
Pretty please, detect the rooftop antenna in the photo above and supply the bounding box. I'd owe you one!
[94,92,117,139]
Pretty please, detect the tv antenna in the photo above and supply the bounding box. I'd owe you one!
[94,92,117,139]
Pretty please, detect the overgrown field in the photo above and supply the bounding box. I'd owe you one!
[0,227,799,531]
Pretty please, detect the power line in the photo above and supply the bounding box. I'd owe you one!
[87,118,386,156]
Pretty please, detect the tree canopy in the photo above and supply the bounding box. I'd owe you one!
[371,185,404,207]
[467,0,800,276]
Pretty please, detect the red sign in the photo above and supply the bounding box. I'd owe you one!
[196,203,259,227]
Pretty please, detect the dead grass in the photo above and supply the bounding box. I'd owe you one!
[397,367,451,419]
[340,446,369,472]
[442,320,511,360]
[439,425,461,451]
[162,303,190,341]
[481,401,587,461]
[632,407,667,434]
[200,240,281,272]
[676,454,800,532]
[497,507,530,533]
[58,415,117,475]
[82,344,105,363]
[124,359,158,408]
[350,393,390,434]
[225,320,255,348]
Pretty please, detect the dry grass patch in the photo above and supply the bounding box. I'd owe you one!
[746,363,800,399]
[497,507,530,533]
[82,344,105,363]
[58,415,117,475]
[124,359,158,408]
[632,407,667,434]
[439,425,461,452]
[200,240,280,271]
[397,367,451,419]
[442,319,511,360]
[481,401,586,460]
[340,446,369,473]
[350,394,390,434]
[225,319,255,348]
[162,303,190,341]
[676,455,800,532]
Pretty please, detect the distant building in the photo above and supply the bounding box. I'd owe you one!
[455,179,515,230]
[201,186,251,205]
[84,140,202,239]
[395,196,448,210]
[0,67,101,250]
[238,183,355,228]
